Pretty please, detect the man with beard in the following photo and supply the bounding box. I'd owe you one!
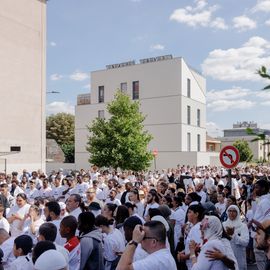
[105,188,121,206]
[143,189,159,220]
[254,220,270,270]
[44,201,65,245]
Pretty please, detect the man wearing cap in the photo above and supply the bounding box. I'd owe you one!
[254,220,270,270]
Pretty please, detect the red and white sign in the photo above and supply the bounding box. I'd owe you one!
[153,148,158,157]
[219,145,240,169]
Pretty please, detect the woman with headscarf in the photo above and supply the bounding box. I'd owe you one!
[222,205,249,270]
[189,215,236,270]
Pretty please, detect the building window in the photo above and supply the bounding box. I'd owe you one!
[187,133,191,151]
[187,78,191,98]
[98,110,105,119]
[187,106,191,125]
[132,81,139,100]
[98,86,104,103]
[197,109,200,127]
[120,82,127,93]
[197,134,201,152]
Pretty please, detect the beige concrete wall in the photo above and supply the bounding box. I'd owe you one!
[0,0,46,173]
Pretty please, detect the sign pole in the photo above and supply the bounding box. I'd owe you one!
[227,168,232,195]
[154,156,157,171]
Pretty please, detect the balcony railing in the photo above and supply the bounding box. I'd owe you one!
[77,94,91,105]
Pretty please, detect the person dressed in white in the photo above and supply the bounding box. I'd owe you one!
[66,194,82,220]
[6,194,30,237]
[129,190,144,218]
[116,220,177,270]
[178,205,204,270]
[18,205,44,242]
[10,234,33,270]
[0,229,16,270]
[223,205,249,270]
[143,190,159,219]
[105,189,121,206]
[189,215,237,270]
[0,205,10,233]
[96,215,125,270]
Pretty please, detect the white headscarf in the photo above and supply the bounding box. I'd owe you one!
[222,205,242,230]
[201,215,223,241]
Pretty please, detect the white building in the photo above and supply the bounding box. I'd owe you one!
[221,122,270,162]
[75,55,219,170]
[0,0,46,173]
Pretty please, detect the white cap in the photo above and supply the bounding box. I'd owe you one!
[34,250,67,270]
[151,215,169,232]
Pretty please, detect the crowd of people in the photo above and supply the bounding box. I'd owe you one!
[0,164,269,270]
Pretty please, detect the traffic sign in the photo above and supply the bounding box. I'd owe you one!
[219,145,240,169]
[153,149,158,157]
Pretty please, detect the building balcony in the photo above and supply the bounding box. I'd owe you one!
[77,93,91,105]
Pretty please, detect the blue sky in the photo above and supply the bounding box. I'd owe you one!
[46,0,270,137]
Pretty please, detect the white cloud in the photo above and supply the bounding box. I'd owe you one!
[46,102,75,115]
[50,41,57,47]
[261,100,270,106]
[169,0,224,29]
[207,87,251,102]
[207,87,256,111]
[206,122,223,137]
[83,84,91,89]
[150,44,165,51]
[210,17,228,30]
[233,15,257,31]
[265,19,270,25]
[202,36,270,81]
[50,73,63,81]
[70,71,89,81]
[252,0,270,12]
[207,99,256,111]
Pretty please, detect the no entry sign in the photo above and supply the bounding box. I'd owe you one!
[219,145,240,169]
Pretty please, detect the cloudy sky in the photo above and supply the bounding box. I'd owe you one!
[47,0,270,137]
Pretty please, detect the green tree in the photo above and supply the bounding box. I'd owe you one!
[46,113,75,163]
[233,139,253,162]
[257,66,270,90]
[86,91,153,171]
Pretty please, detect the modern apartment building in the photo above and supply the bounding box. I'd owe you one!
[0,0,46,173]
[76,55,218,169]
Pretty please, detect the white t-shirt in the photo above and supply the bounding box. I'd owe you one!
[1,236,16,269]
[184,222,202,270]
[0,216,10,233]
[215,202,226,216]
[103,228,125,261]
[191,239,230,270]
[171,207,185,248]
[7,204,31,237]
[51,219,66,246]
[132,248,177,270]
[105,198,121,206]
[9,255,33,270]
[143,202,159,218]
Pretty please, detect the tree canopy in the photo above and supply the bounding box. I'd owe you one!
[46,113,75,162]
[233,139,253,162]
[86,91,153,171]
[257,66,270,90]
